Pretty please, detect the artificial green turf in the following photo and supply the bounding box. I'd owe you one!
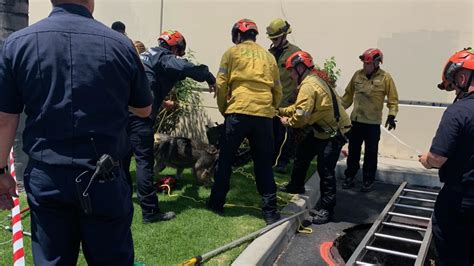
[0,160,315,265]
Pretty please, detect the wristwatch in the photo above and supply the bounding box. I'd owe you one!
[0,165,8,175]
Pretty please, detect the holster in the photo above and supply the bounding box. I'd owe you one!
[332,129,350,146]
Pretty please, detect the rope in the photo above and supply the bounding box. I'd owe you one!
[273,128,288,168]
[160,183,261,211]
[296,216,313,234]
[380,125,422,156]
[0,239,12,246]
[223,203,261,211]
[232,167,254,180]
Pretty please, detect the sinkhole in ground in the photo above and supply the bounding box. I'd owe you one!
[333,223,438,265]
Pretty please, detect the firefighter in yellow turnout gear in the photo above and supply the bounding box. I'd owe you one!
[341,48,399,192]
[266,18,301,173]
[279,51,351,224]
[208,19,283,225]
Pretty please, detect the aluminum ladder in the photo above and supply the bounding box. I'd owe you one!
[346,181,440,265]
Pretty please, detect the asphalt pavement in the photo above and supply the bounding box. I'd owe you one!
[274,181,399,266]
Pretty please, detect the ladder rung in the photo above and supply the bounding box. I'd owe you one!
[388,212,431,221]
[382,222,427,231]
[365,246,418,259]
[403,188,439,196]
[398,195,436,203]
[374,233,423,244]
[356,261,377,265]
[394,203,435,212]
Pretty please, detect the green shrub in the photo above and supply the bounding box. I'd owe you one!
[154,50,204,134]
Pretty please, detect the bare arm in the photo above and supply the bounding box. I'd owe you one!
[0,112,19,210]
[419,151,448,169]
[0,112,19,165]
[129,105,152,118]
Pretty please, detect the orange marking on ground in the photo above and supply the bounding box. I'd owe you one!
[320,241,336,266]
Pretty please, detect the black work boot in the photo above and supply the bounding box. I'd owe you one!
[263,211,281,225]
[261,193,280,225]
[206,201,224,215]
[342,177,355,189]
[311,209,332,225]
[143,211,176,224]
[279,183,305,194]
[361,180,374,192]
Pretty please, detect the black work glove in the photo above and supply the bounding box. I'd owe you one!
[385,115,396,131]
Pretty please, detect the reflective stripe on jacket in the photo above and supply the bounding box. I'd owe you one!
[216,40,282,118]
[279,73,351,139]
[341,69,399,125]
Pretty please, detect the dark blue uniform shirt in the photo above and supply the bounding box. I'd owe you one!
[0,4,152,168]
[430,92,474,184]
[139,46,216,119]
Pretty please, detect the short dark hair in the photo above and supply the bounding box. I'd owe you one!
[51,0,88,5]
[111,21,126,34]
[239,30,257,42]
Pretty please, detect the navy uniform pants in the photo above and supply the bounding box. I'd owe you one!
[289,132,343,212]
[24,160,134,266]
[122,115,160,219]
[432,184,474,266]
[209,114,278,215]
[344,121,380,182]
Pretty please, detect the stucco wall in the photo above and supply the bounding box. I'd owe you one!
[28,0,473,159]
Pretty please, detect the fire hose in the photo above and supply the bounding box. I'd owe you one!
[180,209,309,266]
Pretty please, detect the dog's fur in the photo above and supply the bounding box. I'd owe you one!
[153,133,217,186]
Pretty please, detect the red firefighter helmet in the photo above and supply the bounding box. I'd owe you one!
[438,48,474,92]
[231,19,258,44]
[285,51,314,70]
[359,48,383,63]
[158,30,186,56]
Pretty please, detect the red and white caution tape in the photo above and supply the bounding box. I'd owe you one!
[9,150,25,266]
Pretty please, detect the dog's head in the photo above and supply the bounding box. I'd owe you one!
[206,123,225,147]
[195,148,219,187]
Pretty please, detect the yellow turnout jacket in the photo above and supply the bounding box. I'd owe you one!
[216,40,282,118]
[341,68,399,125]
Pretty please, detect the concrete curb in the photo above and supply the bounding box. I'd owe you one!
[232,157,442,265]
[232,174,321,266]
[335,157,442,188]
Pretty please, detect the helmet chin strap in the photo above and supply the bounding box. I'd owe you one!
[276,36,286,49]
[270,36,286,49]
[296,67,310,84]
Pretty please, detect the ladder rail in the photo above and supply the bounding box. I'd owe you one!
[381,222,427,232]
[414,219,434,266]
[388,211,431,221]
[355,261,377,265]
[365,246,418,259]
[398,195,436,203]
[374,232,423,245]
[346,182,407,265]
[393,203,435,212]
[347,183,441,265]
[403,188,439,196]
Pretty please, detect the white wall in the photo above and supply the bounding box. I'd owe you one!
[29,1,473,102]
[29,0,473,159]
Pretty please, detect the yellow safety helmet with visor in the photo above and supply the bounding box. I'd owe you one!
[266,18,292,39]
